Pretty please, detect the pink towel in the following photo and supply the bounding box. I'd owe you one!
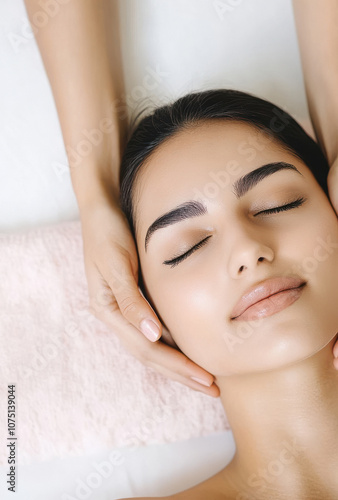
[0,220,229,465]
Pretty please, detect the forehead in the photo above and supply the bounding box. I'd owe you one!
[133,120,301,238]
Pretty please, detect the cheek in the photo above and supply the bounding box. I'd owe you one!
[146,267,216,334]
[141,262,229,371]
[296,203,338,284]
[250,207,338,369]
[138,202,338,376]
[299,209,338,339]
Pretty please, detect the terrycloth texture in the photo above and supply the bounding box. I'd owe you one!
[0,220,229,465]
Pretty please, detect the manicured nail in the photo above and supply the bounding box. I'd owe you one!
[140,319,160,342]
[190,376,212,387]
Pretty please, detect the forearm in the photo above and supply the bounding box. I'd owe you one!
[292,0,338,166]
[24,0,127,206]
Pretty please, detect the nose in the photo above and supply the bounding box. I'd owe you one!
[227,226,275,279]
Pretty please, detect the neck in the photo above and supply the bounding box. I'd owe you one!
[217,333,338,499]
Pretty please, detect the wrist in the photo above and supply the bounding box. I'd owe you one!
[71,160,121,210]
[66,124,124,207]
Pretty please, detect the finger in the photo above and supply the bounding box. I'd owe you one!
[334,357,338,371]
[143,342,219,398]
[85,261,119,315]
[151,360,220,398]
[89,300,219,396]
[327,161,338,214]
[104,257,162,342]
[85,261,218,394]
[333,338,338,359]
[87,255,162,342]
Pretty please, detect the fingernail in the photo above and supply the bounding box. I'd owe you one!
[140,319,160,342]
[190,376,212,387]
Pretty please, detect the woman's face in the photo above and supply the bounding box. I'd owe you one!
[133,120,338,376]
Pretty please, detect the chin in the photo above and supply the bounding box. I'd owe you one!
[218,313,337,376]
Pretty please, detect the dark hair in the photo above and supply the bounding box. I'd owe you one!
[120,88,329,233]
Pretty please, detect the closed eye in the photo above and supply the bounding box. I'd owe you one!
[254,196,306,216]
[163,197,306,268]
[163,235,212,268]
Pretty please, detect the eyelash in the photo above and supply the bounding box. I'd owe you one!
[163,197,306,268]
[254,196,306,216]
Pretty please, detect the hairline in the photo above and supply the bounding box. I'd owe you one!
[130,118,304,239]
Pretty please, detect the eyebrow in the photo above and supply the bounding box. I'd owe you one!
[144,161,302,250]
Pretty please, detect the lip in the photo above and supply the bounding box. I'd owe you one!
[230,276,307,321]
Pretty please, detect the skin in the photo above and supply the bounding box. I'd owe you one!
[292,0,338,242]
[25,0,338,397]
[24,0,217,394]
[122,120,338,499]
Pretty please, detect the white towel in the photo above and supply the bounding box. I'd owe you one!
[0,221,228,465]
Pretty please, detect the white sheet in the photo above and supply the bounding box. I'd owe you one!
[0,0,308,498]
[0,432,236,499]
[0,0,308,233]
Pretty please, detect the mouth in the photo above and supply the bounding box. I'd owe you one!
[231,277,307,322]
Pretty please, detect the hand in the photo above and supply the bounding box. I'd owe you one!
[327,159,338,369]
[79,195,220,397]
[327,156,338,215]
